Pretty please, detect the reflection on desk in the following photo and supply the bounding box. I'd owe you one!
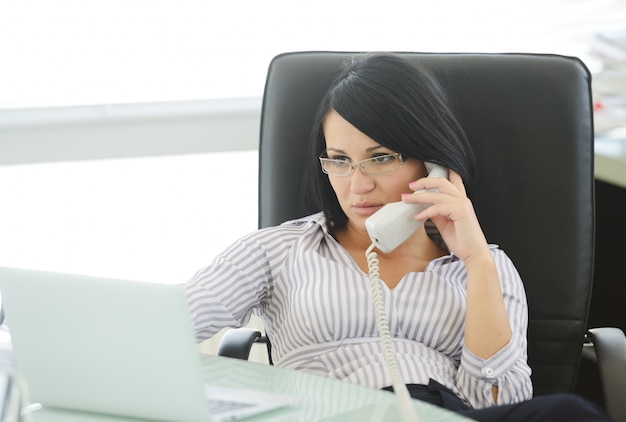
[25,354,471,422]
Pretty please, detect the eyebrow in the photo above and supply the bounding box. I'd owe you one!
[325,146,387,154]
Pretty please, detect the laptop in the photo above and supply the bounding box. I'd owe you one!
[0,267,296,422]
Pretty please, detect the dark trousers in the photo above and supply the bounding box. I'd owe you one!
[383,380,612,422]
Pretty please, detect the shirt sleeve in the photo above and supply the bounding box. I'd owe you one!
[183,224,301,342]
[455,248,533,408]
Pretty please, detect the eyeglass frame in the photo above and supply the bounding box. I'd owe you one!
[318,152,405,176]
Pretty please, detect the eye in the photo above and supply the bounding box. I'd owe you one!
[370,154,395,164]
[328,154,351,162]
[327,160,350,171]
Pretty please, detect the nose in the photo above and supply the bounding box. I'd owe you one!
[350,166,375,194]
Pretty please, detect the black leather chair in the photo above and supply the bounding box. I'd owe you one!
[218,52,626,420]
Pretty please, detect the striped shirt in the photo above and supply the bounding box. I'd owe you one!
[184,212,533,409]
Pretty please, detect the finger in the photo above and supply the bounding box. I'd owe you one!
[407,180,459,201]
[413,205,452,225]
[448,170,467,196]
[408,176,448,192]
[402,190,441,205]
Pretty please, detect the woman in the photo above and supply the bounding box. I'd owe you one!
[185,54,610,421]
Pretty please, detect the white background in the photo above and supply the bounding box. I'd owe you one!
[0,0,624,284]
[1,0,625,109]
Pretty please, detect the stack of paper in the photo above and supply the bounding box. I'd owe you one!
[591,29,626,138]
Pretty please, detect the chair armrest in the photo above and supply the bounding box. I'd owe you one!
[586,327,626,422]
[216,328,262,360]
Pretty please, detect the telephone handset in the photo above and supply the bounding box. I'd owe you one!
[363,162,448,422]
[365,163,449,253]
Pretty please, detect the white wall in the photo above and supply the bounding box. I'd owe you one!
[0,98,264,279]
[0,97,261,165]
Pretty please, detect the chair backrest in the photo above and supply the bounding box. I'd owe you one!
[258,52,595,396]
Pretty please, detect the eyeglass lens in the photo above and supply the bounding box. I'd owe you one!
[320,154,402,176]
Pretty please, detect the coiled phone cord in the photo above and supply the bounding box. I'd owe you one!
[366,243,420,422]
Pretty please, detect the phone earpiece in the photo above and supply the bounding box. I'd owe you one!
[365,162,449,253]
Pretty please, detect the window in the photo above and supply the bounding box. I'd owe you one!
[1,0,624,109]
[0,151,258,283]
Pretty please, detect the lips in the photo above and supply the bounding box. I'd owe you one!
[352,201,383,217]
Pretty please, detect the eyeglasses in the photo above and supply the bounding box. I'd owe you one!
[319,153,405,176]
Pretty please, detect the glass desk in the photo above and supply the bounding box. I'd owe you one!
[23,354,471,422]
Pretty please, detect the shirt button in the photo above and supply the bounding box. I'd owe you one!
[483,367,495,377]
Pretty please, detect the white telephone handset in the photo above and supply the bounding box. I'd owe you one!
[365,163,448,253]
[363,162,448,422]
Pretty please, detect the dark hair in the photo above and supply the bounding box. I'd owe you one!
[304,53,475,230]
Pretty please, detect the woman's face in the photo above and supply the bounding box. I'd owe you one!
[322,110,426,232]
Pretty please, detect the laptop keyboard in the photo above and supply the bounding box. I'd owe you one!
[209,398,255,414]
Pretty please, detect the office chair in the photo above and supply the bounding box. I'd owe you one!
[217,52,626,420]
